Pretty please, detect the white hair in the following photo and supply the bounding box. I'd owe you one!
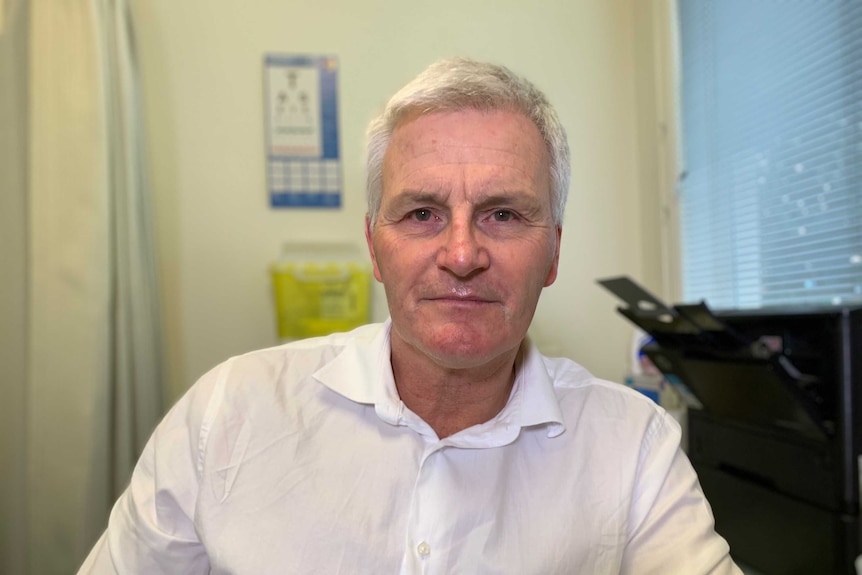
[365,57,571,229]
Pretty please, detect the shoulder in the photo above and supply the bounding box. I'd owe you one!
[167,323,387,474]
[541,354,678,439]
[206,322,384,389]
[175,323,386,428]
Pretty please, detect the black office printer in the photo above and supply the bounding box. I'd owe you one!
[599,277,862,575]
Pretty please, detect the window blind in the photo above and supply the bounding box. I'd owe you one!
[677,0,862,309]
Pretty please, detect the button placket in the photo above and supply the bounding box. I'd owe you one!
[416,541,431,558]
[401,442,445,572]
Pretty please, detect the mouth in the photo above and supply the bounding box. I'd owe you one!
[427,297,492,305]
[423,287,499,305]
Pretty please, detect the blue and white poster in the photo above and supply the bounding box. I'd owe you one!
[264,54,341,208]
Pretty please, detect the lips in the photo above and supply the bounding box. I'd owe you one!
[421,285,501,304]
[428,296,492,304]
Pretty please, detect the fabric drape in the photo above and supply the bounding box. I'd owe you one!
[0,1,163,573]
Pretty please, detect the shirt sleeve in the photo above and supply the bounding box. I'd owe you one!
[77,363,228,574]
[620,410,744,575]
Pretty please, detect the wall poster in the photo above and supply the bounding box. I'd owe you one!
[264,54,341,208]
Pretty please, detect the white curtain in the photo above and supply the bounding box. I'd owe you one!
[0,1,30,574]
[0,1,163,573]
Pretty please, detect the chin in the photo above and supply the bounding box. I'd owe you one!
[423,334,518,369]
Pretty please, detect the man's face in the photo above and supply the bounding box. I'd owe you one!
[365,109,561,371]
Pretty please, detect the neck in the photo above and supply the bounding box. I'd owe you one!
[389,337,521,439]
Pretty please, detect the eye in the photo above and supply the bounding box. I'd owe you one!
[412,209,433,222]
[492,210,514,222]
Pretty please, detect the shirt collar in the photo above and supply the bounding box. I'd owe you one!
[312,320,566,437]
[513,336,567,438]
[311,320,394,399]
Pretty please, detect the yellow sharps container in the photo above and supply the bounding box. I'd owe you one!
[270,244,371,340]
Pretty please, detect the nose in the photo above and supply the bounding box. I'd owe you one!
[435,219,490,278]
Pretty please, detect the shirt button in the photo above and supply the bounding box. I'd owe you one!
[417,541,431,557]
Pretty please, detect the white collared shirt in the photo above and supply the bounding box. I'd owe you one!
[79,321,741,574]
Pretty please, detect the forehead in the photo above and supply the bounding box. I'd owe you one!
[382,109,549,190]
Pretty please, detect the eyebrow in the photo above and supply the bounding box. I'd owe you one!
[391,188,537,207]
[397,190,448,204]
[384,189,450,213]
[473,191,538,210]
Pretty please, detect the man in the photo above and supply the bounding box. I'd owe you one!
[80,58,741,574]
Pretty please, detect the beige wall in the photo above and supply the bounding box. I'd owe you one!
[131,0,668,403]
[632,0,681,304]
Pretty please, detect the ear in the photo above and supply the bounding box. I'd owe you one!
[365,214,383,283]
[543,226,562,287]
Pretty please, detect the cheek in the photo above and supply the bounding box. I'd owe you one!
[502,248,557,302]
[499,238,555,272]
[372,239,413,284]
